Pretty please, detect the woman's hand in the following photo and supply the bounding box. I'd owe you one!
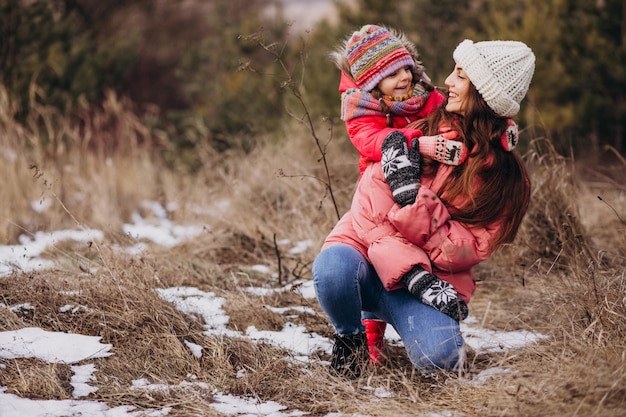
[401,265,469,321]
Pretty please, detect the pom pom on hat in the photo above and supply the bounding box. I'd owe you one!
[346,25,415,92]
[453,39,535,117]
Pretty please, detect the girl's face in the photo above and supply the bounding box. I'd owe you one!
[444,65,471,115]
[378,66,413,97]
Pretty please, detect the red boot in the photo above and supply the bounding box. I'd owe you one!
[363,319,386,366]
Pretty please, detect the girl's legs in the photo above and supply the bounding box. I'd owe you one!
[313,244,464,374]
[362,316,386,365]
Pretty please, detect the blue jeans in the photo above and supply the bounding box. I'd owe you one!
[312,244,465,372]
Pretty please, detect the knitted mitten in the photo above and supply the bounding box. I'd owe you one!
[418,131,468,165]
[401,265,469,321]
[408,132,422,170]
[381,131,420,206]
[363,319,386,366]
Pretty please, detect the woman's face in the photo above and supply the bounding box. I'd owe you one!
[444,65,471,115]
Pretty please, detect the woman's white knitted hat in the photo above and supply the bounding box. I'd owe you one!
[453,39,535,117]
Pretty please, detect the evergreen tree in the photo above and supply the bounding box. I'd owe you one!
[474,0,625,154]
[0,0,292,153]
[404,0,478,84]
[0,0,139,115]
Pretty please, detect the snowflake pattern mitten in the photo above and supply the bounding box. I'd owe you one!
[408,133,422,171]
[381,131,420,206]
[401,265,469,321]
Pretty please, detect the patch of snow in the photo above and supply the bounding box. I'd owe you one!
[71,364,99,398]
[0,327,113,363]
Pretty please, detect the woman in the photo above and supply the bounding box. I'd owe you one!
[312,39,535,377]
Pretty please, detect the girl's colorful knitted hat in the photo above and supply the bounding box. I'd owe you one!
[453,39,535,117]
[346,25,415,92]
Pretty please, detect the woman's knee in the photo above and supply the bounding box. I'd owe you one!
[406,329,464,372]
[312,244,360,283]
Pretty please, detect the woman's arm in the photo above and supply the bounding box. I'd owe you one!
[350,162,432,290]
[387,185,503,272]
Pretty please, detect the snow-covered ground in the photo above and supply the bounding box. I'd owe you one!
[0,200,546,417]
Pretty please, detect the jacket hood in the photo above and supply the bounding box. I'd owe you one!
[338,71,359,93]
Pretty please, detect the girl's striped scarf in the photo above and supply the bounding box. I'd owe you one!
[341,86,431,122]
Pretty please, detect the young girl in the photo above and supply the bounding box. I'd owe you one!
[314,38,535,377]
[330,24,468,177]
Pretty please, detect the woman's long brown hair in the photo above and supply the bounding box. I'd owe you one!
[415,85,531,249]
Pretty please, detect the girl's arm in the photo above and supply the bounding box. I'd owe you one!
[346,116,422,163]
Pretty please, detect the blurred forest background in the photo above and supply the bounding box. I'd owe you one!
[1,0,624,170]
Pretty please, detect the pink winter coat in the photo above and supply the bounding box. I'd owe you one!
[339,72,446,176]
[322,160,506,304]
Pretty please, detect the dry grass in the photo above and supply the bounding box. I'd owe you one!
[0,90,625,416]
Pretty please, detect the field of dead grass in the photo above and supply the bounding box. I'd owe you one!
[0,89,625,416]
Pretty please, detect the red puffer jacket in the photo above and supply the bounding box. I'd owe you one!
[339,72,446,176]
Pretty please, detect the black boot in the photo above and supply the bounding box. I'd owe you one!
[329,332,369,378]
